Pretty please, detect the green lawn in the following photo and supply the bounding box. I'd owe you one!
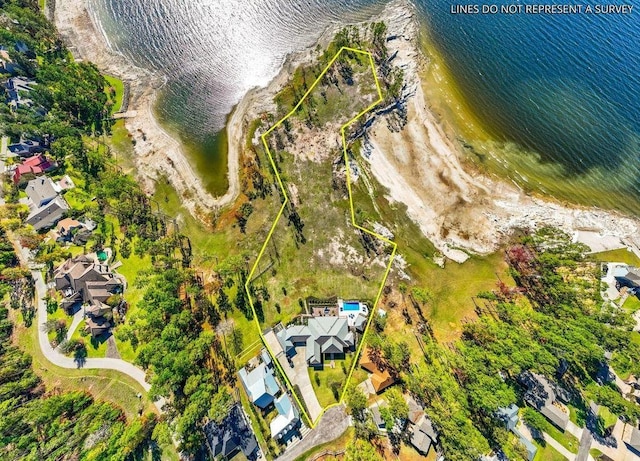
[309,357,351,408]
[224,309,262,369]
[47,305,72,346]
[590,448,604,459]
[598,406,618,431]
[104,75,124,114]
[623,294,640,313]
[590,248,640,266]
[544,420,579,454]
[533,441,566,461]
[69,320,108,358]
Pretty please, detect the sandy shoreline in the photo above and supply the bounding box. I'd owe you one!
[55,0,640,262]
[360,1,640,262]
[54,0,242,219]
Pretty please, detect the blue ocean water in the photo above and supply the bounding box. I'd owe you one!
[416,0,640,211]
[89,0,640,212]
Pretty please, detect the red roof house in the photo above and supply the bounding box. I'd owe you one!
[13,154,55,184]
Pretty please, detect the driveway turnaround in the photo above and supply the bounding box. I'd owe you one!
[275,405,349,461]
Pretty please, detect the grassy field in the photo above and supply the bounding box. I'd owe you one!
[110,119,137,171]
[533,441,566,461]
[623,294,640,313]
[104,75,125,114]
[249,49,390,331]
[386,251,511,343]
[152,177,260,270]
[590,248,640,266]
[399,443,438,461]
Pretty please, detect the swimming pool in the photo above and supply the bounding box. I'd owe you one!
[343,301,360,311]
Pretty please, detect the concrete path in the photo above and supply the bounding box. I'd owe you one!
[576,427,593,461]
[1,135,8,158]
[276,346,323,423]
[65,307,84,341]
[33,271,154,392]
[566,420,584,440]
[519,423,576,460]
[275,405,349,461]
[543,431,576,460]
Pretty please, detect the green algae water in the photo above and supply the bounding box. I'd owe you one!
[155,88,229,196]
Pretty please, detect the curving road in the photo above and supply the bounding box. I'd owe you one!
[9,226,163,410]
[33,271,153,392]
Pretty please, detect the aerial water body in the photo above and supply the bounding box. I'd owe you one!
[418,0,640,214]
[89,0,640,214]
[88,0,387,194]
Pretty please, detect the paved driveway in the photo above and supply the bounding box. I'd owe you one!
[276,346,323,423]
[263,329,284,357]
[276,405,349,461]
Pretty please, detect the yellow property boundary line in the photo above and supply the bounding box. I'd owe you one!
[244,46,397,429]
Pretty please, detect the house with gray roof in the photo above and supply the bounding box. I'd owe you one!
[24,176,69,231]
[55,255,124,306]
[25,196,69,231]
[276,316,354,367]
[238,363,280,409]
[5,76,35,110]
[25,176,59,207]
[8,139,44,158]
[410,414,438,456]
[270,394,300,441]
[497,404,537,461]
[204,404,259,461]
[519,371,570,430]
[54,255,125,337]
